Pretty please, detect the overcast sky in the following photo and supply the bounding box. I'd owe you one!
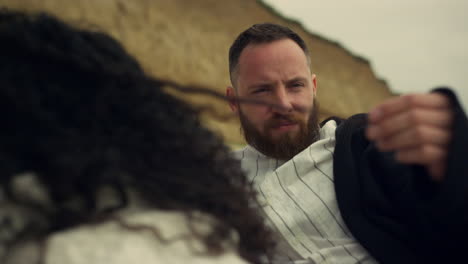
[263,0,468,112]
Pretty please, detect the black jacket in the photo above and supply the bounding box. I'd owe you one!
[332,88,468,264]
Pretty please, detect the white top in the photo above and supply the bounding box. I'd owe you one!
[1,177,247,264]
[4,210,247,264]
[44,210,247,264]
[234,120,377,264]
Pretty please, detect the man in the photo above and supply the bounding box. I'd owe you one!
[226,23,468,264]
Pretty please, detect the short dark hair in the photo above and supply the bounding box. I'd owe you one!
[228,23,310,86]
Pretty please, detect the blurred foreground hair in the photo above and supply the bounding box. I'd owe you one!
[0,9,274,263]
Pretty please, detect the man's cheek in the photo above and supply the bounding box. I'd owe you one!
[298,112,311,125]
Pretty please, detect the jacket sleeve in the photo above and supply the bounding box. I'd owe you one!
[333,87,468,264]
[419,87,468,262]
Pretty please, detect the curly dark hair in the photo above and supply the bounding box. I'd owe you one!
[0,9,274,263]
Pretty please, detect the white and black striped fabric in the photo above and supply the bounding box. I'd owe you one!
[234,120,378,264]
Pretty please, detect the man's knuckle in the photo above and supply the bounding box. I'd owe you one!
[378,104,389,116]
[406,95,419,107]
[419,145,431,158]
[380,121,392,132]
[416,126,428,140]
[408,109,421,123]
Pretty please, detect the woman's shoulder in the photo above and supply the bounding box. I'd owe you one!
[46,209,247,264]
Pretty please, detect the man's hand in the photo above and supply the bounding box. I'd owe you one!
[366,93,454,182]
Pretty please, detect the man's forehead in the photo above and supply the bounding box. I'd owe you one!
[238,39,308,70]
[236,40,310,83]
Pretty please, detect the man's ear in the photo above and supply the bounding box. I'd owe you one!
[226,86,239,113]
[311,74,317,96]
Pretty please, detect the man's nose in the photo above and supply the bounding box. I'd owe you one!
[271,88,293,113]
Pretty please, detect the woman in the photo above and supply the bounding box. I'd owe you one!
[0,9,274,264]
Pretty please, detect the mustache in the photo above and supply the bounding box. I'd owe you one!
[265,113,302,129]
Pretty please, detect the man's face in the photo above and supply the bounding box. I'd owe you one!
[227,38,319,160]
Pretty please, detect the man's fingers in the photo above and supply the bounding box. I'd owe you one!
[394,145,447,165]
[366,93,454,181]
[368,93,452,123]
[367,108,453,140]
[375,126,452,151]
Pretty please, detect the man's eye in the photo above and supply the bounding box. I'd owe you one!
[253,88,269,94]
[292,82,304,88]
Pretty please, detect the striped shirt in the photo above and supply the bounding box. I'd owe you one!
[234,120,378,264]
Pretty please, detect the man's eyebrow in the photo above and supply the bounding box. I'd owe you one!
[286,77,307,84]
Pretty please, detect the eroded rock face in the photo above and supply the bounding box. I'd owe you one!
[0,0,393,145]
